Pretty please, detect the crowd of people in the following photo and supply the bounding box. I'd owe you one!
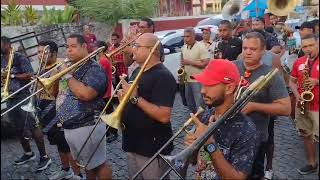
[1,11,319,180]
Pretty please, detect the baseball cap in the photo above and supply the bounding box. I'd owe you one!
[295,21,314,30]
[192,59,240,86]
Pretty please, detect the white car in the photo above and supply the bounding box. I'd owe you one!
[156,26,217,83]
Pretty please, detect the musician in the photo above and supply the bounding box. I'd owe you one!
[55,34,112,179]
[234,32,291,179]
[94,41,118,143]
[118,33,176,179]
[200,27,215,58]
[83,24,97,53]
[36,40,82,179]
[251,17,281,53]
[215,20,242,61]
[1,36,52,170]
[181,27,210,114]
[138,17,165,62]
[296,21,316,58]
[289,34,319,175]
[109,33,128,85]
[184,59,257,179]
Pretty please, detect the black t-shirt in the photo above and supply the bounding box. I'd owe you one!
[122,63,177,157]
[218,37,242,61]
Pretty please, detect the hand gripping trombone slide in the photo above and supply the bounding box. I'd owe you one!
[132,68,279,179]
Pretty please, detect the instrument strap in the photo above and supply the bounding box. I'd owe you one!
[307,56,318,75]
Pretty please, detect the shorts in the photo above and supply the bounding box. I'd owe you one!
[295,106,319,142]
[64,122,107,170]
[47,127,70,153]
[7,96,37,130]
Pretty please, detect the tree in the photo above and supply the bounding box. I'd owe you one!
[70,0,159,25]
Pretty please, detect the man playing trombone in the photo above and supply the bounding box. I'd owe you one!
[36,40,82,179]
[1,36,51,170]
[50,34,112,179]
[117,33,176,179]
[184,59,257,179]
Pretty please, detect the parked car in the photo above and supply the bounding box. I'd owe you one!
[156,26,217,83]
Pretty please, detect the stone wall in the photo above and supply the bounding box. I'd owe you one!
[1,23,113,69]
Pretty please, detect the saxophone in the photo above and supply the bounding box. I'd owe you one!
[299,55,314,114]
[177,52,187,85]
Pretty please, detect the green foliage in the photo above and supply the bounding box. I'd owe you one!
[72,0,158,25]
[38,5,76,25]
[24,5,38,25]
[1,0,22,26]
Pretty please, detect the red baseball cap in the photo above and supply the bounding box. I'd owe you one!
[192,59,240,86]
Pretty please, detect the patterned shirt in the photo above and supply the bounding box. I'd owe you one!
[55,59,107,129]
[196,107,257,179]
[1,52,34,97]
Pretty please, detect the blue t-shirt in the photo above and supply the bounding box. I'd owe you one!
[55,60,107,129]
[196,107,257,179]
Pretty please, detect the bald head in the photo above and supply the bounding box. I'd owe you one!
[133,33,161,63]
[136,33,160,57]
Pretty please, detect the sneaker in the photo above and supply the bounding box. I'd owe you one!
[14,152,36,165]
[297,164,318,175]
[264,169,273,179]
[106,134,118,143]
[49,169,74,180]
[36,156,52,171]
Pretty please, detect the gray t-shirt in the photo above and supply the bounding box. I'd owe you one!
[233,60,289,142]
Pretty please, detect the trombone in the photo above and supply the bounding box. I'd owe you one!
[1,48,14,99]
[75,40,161,168]
[21,45,50,115]
[133,69,279,179]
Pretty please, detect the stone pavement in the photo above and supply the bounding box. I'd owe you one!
[1,93,319,179]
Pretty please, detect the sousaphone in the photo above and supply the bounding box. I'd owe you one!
[268,0,298,16]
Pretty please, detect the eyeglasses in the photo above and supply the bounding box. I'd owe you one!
[132,43,152,49]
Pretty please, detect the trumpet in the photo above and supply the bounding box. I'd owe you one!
[1,48,14,99]
[134,69,279,179]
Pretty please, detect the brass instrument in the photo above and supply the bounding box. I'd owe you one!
[36,47,105,95]
[21,45,50,114]
[1,60,66,117]
[75,75,127,168]
[105,33,142,76]
[133,69,279,179]
[1,48,14,99]
[299,55,314,114]
[177,52,187,85]
[75,40,160,169]
[132,107,204,179]
[101,40,161,130]
[268,0,298,16]
[221,0,243,20]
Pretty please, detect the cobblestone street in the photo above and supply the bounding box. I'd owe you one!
[1,93,319,179]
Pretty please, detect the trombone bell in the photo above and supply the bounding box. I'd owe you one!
[101,113,121,129]
[267,0,298,16]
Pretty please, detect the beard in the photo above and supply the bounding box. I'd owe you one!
[203,94,225,107]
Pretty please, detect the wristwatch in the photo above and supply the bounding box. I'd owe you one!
[130,96,139,105]
[10,74,15,79]
[204,142,218,154]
